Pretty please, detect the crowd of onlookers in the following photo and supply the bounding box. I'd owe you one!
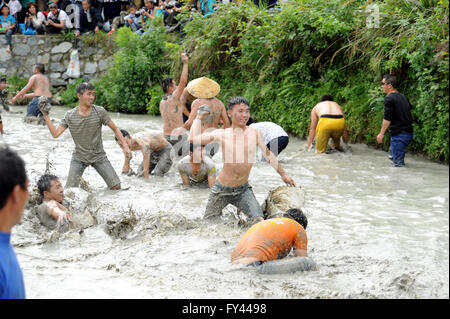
[0,0,281,53]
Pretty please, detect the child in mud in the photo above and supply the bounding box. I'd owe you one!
[36,174,71,230]
[231,208,316,274]
[0,77,10,134]
[177,143,216,188]
[115,129,173,179]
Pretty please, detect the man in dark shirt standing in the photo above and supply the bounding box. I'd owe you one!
[376,74,414,167]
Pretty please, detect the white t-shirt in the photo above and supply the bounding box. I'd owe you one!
[250,122,288,145]
[48,10,73,29]
[7,0,22,16]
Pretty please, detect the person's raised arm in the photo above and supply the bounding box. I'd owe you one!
[43,111,66,138]
[188,106,221,146]
[172,53,189,100]
[183,100,199,130]
[307,107,318,148]
[220,102,230,128]
[257,129,296,187]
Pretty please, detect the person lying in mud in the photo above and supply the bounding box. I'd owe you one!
[231,208,316,274]
[177,143,216,188]
[41,82,131,190]
[189,97,296,224]
[115,129,173,179]
[307,95,349,153]
[36,174,70,230]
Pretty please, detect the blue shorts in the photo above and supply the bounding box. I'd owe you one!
[26,96,52,117]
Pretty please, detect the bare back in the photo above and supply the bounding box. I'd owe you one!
[217,126,259,186]
[191,97,230,131]
[31,73,52,98]
[160,95,185,136]
[313,101,344,118]
[135,132,169,152]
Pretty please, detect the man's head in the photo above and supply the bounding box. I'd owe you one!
[161,77,176,95]
[0,78,6,90]
[34,63,45,74]
[144,0,155,9]
[76,82,95,106]
[115,129,134,149]
[227,96,250,127]
[37,174,64,203]
[0,147,29,230]
[49,3,58,15]
[381,74,397,94]
[320,94,333,102]
[82,0,91,11]
[129,4,137,14]
[1,5,10,16]
[283,208,308,230]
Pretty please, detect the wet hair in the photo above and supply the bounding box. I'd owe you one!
[0,147,27,210]
[382,74,397,89]
[246,117,255,125]
[283,208,308,229]
[189,143,201,153]
[76,82,95,95]
[35,63,45,74]
[0,78,6,83]
[161,77,174,94]
[320,94,333,102]
[227,96,249,111]
[37,174,59,198]
[115,129,130,142]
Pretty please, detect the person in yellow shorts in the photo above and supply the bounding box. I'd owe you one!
[307,95,349,153]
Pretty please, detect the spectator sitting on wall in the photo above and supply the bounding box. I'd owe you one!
[105,8,127,35]
[24,2,46,34]
[100,0,122,31]
[5,0,22,23]
[0,4,16,54]
[75,0,102,36]
[44,2,73,33]
[124,4,142,33]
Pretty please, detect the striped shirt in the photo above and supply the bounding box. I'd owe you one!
[61,105,111,164]
[250,122,288,145]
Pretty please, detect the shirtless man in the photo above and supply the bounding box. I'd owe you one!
[116,129,173,179]
[177,143,216,188]
[184,77,230,157]
[36,174,70,230]
[12,64,52,119]
[189,97,296,223]
[159,52,189,157]
[307,94,349,153]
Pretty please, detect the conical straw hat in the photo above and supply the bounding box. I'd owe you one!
[186,77,220,98]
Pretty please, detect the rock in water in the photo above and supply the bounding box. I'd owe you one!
[263,186,306,219]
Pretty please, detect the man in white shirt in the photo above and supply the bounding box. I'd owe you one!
[247,118,289,158]
[44,3,73,33]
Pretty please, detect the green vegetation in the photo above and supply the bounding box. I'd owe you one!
[80,0,450,162]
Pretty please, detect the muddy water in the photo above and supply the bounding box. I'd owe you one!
[1,105,448,299]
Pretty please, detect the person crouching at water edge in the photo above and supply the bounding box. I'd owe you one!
[189,97,296,224]
[115,129,173,179]
[307,94,349,153]
[231,208,317,274]
[41,82,132,190]
[177,143,216,188]
[35,174,70,230]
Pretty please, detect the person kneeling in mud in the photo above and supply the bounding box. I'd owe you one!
[116,129,173,179]
[36,174,70,230]
[178,143,216,188]
[231,208,316,274]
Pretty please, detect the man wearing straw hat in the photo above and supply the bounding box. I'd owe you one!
[184,76,230,157]
[160,52,190,158]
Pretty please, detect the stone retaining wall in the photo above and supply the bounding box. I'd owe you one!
[0,34,112,86]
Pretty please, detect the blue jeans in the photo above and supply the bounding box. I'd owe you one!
[4,29,14,46]
[26,97,52,117]
[391,132,413,167]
